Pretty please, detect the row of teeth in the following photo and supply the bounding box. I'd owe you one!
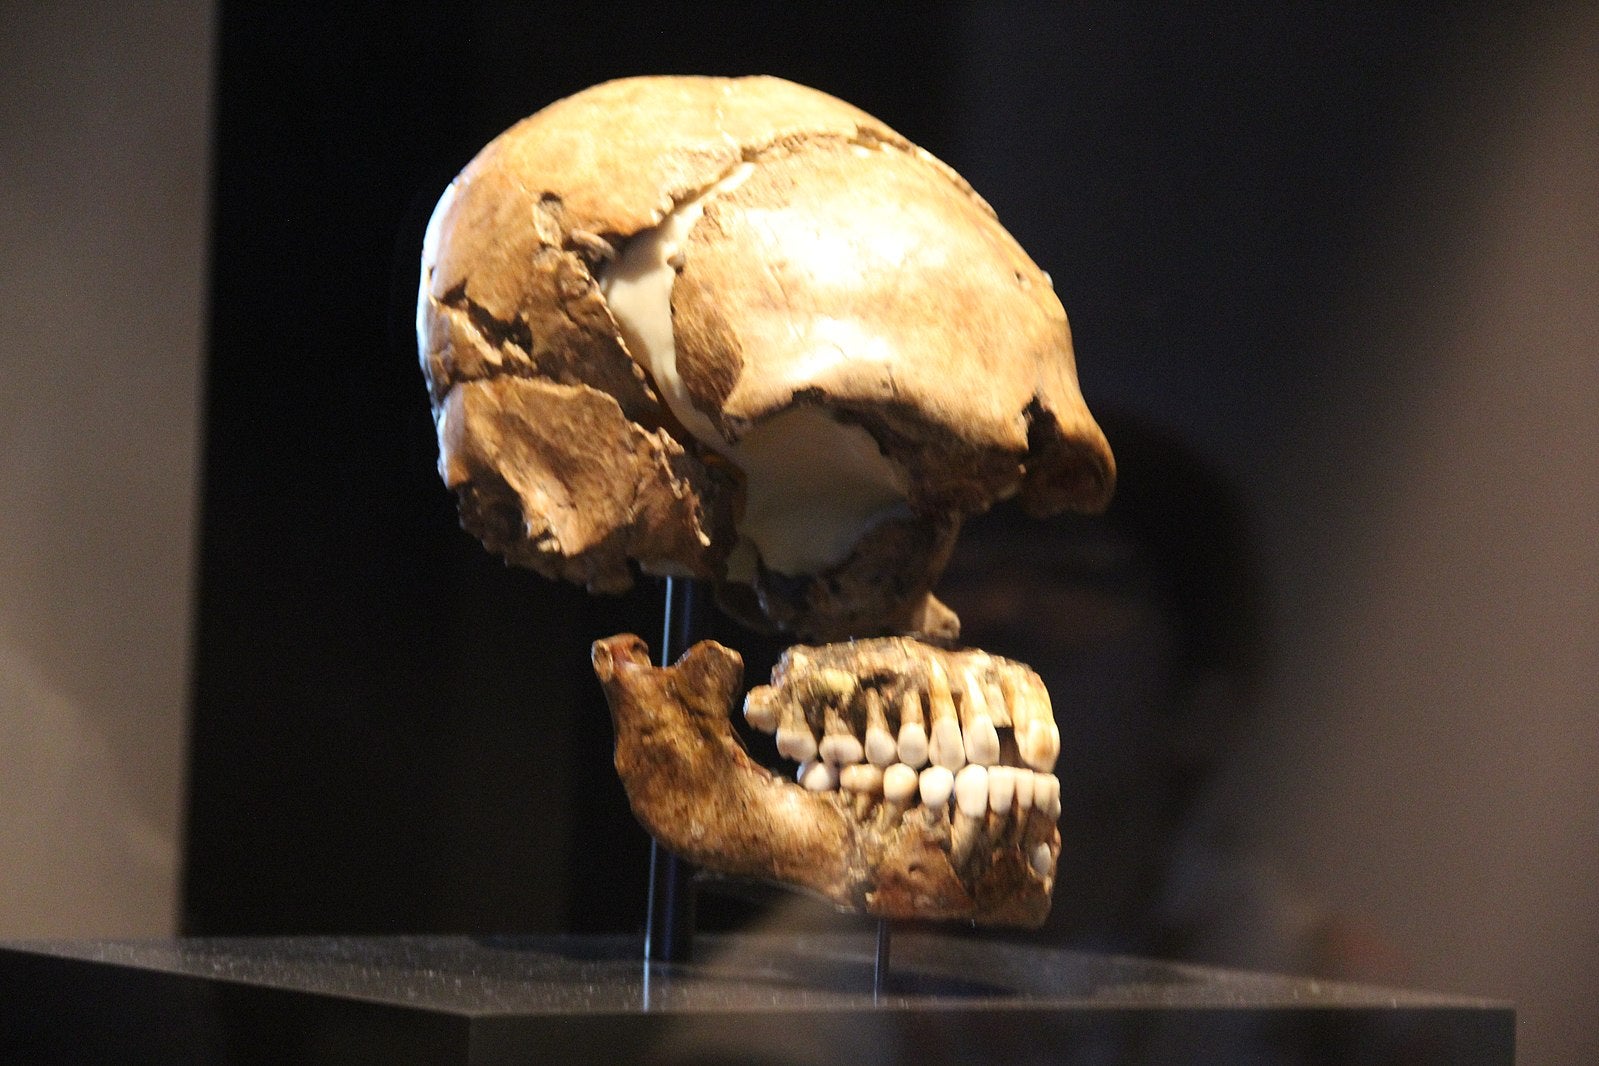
[799,760,1060,879]
[743,657,1062,876]
[796,759,1061,820]
[743,656,1062,775]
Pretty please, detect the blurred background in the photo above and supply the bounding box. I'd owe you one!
[1,2,1594,1062]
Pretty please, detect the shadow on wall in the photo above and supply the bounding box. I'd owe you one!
[937,410,1373,976]
[1224,8,1599,1066]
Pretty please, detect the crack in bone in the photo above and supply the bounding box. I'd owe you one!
[598,141,924,578]
[421,75,1113,642]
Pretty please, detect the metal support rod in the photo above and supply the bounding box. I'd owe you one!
[644,577,700,967]
[873,918,891,1003]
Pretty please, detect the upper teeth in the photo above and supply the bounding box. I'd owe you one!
[770,700,1061,821]
[740,641,1064,877]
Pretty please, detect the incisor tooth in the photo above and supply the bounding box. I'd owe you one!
[951,816,981,869]
[798,759,837,792]
[1027,672,1055,722]
[743,685,779,733]
[1016,674,1061,772]
[926,660,965,770]
[954,764,989,819]
[931,719,964,769]
[986,765,1016,815]
[1013,769,1035,812]
[951,766,988,868]
[1000,671,1031,729]
[1035,772,1062,819]
[882,762,919,805]
[959,668,988,720]
[919,765,955,808]
[1003,673,1058,771]
[1021,719,1061,773]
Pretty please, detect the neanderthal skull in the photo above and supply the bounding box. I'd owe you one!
[418,74,1113,642]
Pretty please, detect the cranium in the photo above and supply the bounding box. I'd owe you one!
[417,75,1112,642]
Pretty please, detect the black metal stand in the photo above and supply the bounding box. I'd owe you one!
[873,919,891,1003]
[644,577,700,968]
[644,577,893,996]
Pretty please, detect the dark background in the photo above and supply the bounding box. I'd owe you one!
[186,3,1495,937]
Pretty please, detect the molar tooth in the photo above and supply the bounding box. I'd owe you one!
[820,733,864,766]
[926,660,966,770]
[918,765,955,809]
[819,702,864,766]
[863,689,897,767]
[882,762,919,806]
[776,696,818,764]
[865,726,897,766]
[959,669,1001,766]
[797,759,837,792]
[896,685,925,729]
[986,765,1016,815]
[743,685,779,733]
[839,762,883,796]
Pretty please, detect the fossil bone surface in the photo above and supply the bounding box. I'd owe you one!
[419,75,1114,642]
[592,633,1062,927]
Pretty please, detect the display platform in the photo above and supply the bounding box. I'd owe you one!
[0,932,1510,1064]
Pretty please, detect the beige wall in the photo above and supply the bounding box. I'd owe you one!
[1230,9,1599,1065]
[0,0,212,936]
